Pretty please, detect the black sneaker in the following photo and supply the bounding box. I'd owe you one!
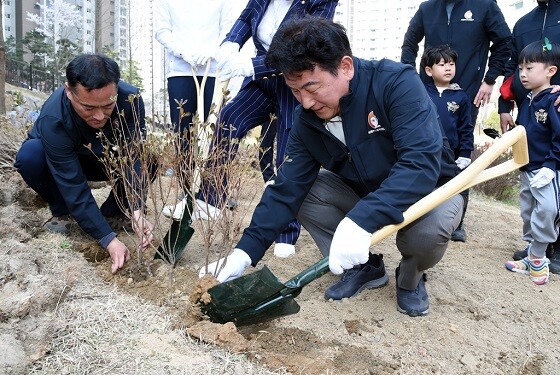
[324,253,389,300]
[451,227,466,242]
[396,267,429,317]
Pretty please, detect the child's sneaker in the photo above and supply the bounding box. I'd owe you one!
[529,257,549,285]
[505,257,530,274]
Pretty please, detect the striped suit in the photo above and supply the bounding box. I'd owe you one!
[199,0,339,246]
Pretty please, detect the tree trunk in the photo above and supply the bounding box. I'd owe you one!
[94,0,102,53]
[0,0,7,114]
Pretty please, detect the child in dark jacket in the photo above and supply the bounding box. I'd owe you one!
[421,46,473,242]
[504,40,560,285]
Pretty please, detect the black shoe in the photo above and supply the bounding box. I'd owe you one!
[226,198,237,210]
[550,253,560,275]
[324,253,389,300]
[395,267,429,317]
[451,227,466,242]
[512,245,529,261]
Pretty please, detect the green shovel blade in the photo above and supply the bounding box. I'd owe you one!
[201,257,330,325]
[154,197,195,265]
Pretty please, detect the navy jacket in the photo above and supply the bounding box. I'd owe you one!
[498,0,560,113]
[425,83,473,158]
[518,88,560,172]
[237,58,459,265]
[25,81,145,241]
[401,0,511,101]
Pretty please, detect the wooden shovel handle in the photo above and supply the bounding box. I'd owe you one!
[371,125,528,245]
[283,126,528,290]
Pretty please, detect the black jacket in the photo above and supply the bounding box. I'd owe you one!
[401,0,512,101]
[237,58,459,265]
[498,0,560,113]
[425,82,473,158]
[25,81,145,241]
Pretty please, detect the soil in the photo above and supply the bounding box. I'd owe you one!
[1,171,560,375]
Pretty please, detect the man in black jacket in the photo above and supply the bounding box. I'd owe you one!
[15,54,154,274]
[401,0,512,242]
[199,17,464,317]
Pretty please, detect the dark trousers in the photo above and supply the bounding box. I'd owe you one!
[259,119,277,183]
[15,139,124,217]
[15,139,156,218]
[198,75,300,245]
[167,75,216,134]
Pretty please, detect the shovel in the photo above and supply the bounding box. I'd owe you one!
[155,64,230,265]
[200,125,529,325]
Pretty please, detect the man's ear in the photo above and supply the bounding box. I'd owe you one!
[64,82,72,99]
[340,56,354,80]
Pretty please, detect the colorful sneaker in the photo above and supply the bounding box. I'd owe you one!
[505,257,531,275]
[529,257,549,285]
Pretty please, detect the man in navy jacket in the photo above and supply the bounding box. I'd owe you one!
[199,18,465,317]
[401,0,511,123]
[15,54,154,274]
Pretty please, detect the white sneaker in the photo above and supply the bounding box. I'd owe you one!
[273,243,295,258]
[162,199,187,220]
[192,199,221,220]
[162,198,221,221]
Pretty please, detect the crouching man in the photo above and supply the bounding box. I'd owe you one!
[15,54,154,274]
[200,17,464,317]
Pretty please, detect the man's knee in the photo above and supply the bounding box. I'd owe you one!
[15,140,47,176]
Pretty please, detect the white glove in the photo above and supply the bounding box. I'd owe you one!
[218,54,254,81]
[179,50,196,66]
[455,157,471,170]
[530,167,555,189]
[198,248,251,283]
[328,217,372,275]
[192,46,218,66]
[215,42,241,70]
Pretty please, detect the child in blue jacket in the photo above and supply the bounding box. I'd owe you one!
[421,46,473,242]
[505,39,560,285]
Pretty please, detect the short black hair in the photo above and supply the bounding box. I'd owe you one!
[420,45,458,72]
[265,16,352,76]
[519,39,560,67]
[66,54,120,91]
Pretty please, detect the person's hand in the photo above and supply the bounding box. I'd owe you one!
[329,217,372,275]
[179,50,196,66]
[473,82,494,107]
[455,157,471,170]
[218,55,254,81]
[192,46,218,67]
[215,42,241,70]
[106,237,131,274]
[132,210,154,250]
[552,85,560,112]
[199,248,251,282]
[499,112,515,134]
[530,167,555,189]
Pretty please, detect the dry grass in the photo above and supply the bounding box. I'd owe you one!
[27,235,286,375]
[0,116,29,174]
